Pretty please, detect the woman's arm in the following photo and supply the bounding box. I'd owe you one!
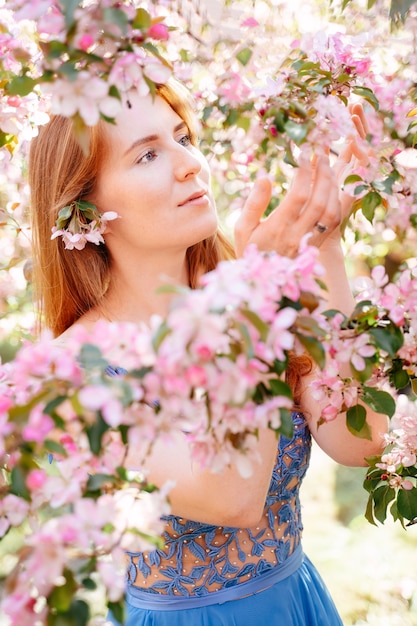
[301,238,388,467]
[234,106,388,467]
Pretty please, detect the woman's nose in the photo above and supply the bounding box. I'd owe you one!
[174,145,202,180]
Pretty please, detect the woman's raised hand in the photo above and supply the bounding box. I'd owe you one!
[234,103,373,259]
[234,153,341,258]
[334,102,372,223]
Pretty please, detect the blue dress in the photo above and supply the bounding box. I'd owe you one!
[107,411,343,625]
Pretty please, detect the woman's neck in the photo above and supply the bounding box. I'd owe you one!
[82,249,189,328]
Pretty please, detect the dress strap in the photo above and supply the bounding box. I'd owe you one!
[126,544,304,611]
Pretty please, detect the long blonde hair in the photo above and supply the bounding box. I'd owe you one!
[29,80,234,337]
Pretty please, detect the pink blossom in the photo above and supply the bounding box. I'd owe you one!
[76,33,95,51]
[148,23,170,41]
[241,17,259,27]
[26,468,47,490]
[22,405,54,443]
[143,57,172,84]
[1,494,29,529]
[218,73,252,106]
[46,73,122,126]
[269,307,297,360]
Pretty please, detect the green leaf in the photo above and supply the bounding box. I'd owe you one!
[346,403,366,431]
[42,40,68,60]
[57,204,73,219]
[389,0,416,23]
[108,600,125,625]
[0,131,15,149]
[361,191,382,222]
[388,359,410,390]
[58,62,79,82]
[86,413,109,455]
[225,108,239,127]
[78,200,98,212]
[277,408,294,439]
[397,487,417,521]
[152,321,171,351]
[347,405,372,439]
[103,7,129,35]
[61,0,81,28]
[44,395,68,417]
[10,466,31,500]
[284,120,309,145]
[283,143,298,167]
[273,358,288,377]
[273,110,286,133]
[79,344,108,370]
[236,115,251,132]
[322,308,347,322]
[352,86,379,110]
[373,170,401,195]
[240,309,269,342]
[361,386,396,418]
[368,322,404,356]
[133,7,152,29]
[294,333,325,369]
[372,484,395,523]
[292,60,318,72]
[295,315,326,335]
[236,48,252,66]
[364,493,377,525]
[344,174,363,185]
[236,321,255,359]
[48,569,77,612]
[44,439,67,456]
[269,378,293,399]
[6,75,37,97]
[389,500,406,527]
[67,599,90,626]
[353,183,370,196]
[81,577,97,591]
[86,473,118,492]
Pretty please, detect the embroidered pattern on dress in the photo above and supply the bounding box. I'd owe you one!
[126,412,311,596]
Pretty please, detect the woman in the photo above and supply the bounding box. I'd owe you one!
[29,79,387,625]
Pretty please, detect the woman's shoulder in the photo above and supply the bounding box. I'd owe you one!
[53,310,104,346]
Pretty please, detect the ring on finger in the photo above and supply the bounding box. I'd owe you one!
[315,221,328,234]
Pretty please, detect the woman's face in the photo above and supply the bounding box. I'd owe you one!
[93,89,218,258]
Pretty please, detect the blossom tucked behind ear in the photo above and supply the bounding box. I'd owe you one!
[51,200,119,250]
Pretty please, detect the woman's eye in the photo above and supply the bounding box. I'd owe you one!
[178,134,191,147]
[137,150,157,164]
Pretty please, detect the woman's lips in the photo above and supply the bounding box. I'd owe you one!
[178,191,208,206]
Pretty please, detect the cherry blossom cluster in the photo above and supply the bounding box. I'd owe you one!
[0,1,173,152]
[2,240,417,622]
[51,200,120,250]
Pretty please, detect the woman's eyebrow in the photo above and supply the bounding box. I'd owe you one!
[123,122,188,157]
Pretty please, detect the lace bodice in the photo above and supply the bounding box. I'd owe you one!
[126,412,311,597]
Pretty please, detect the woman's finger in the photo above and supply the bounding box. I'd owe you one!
[234,178,272,254]
[308,174,341,246]
[272,154,314,218]
[298,156,333,227]
[351,102,370,136]
[303,156,341,237]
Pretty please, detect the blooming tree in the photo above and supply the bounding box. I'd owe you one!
[1,0,417,624]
